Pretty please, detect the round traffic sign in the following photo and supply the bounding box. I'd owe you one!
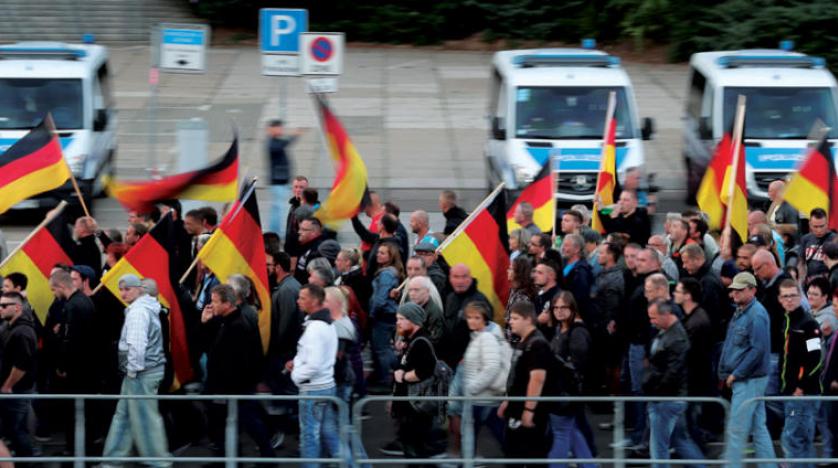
[310,37,333,63]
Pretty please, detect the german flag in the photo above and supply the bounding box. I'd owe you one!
[507,162,554,233]
[106,137,238,214]
[196,180,272,353]
[0,202,74,323]
[697,132,748,241]
[100,213,195,387]
[783,137,838,230]
[312,94,370,229]
[0,115,71,214]
[440,188,510,323]
[591,116,618,233]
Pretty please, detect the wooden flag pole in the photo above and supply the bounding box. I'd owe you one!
[722,94,747,249]
[437,182,506,254]
[0,201,68,270]
[67,170,91,218]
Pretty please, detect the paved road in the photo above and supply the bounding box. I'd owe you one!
[0,45,690,249]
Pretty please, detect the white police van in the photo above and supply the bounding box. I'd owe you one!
[486,42,653,201]
[0,39,117,211]
[683,43,838,202]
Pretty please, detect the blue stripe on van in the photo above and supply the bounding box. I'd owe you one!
[526,147,628,171]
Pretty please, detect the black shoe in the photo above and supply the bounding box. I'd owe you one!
[379,440,404,456]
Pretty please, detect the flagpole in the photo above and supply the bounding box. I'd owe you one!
[722,95,747,246]
[437,183,506,253]
[592,91,617,227]
[0,201,68,270]
[44,113,91,218]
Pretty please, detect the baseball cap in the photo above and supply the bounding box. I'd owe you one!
[118,274,142,288]
[414,242,437,253]
[747,235,767,246]
[728,272,757,290]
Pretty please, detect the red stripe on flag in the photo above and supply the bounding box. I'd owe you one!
[0,138,64,186]
[464,210,511,305]
[21,226,73,278]
[193,158,238,184]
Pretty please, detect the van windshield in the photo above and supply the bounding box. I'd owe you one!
[723,87,838,139]
[0,79,84,130]
[515,86,635,139]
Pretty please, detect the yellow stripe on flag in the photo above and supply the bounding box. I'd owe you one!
[0,162,71,214]
[180,180,239,202]
[0,252,52,324]
[101,262,144,306]
[785,173,831,218]
[441,233,505,323]
[696,167,726,230]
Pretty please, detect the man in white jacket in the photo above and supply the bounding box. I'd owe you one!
[287,284,341,468]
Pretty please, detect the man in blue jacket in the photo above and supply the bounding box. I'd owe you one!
[718,272,777,466]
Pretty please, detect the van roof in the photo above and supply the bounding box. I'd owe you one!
[493,48,632,88]
[691,49,837,88]
[0,42,107,79]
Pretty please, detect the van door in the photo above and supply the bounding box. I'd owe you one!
[90,63,116,189]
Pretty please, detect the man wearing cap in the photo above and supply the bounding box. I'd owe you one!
[102,274,171,467]
[414,242,448,298]
[392,302,447,461]
[719,272,776,466]
[70,265,96,296]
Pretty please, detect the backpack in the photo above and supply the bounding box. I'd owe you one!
[406,336,453,417]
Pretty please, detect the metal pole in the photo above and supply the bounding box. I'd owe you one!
[279,77,287,121]
[461,401,475,468]
[613,400,626,468]
[74,397,85,468]
[225,399,238,468]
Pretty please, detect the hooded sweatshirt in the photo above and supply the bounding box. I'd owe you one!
[292,309,338,391]
[118,294,166,377]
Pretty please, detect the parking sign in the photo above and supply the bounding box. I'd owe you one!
[259,9,308,54]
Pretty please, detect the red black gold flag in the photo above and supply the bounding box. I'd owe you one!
[506,162,554,233]
[784,137,838,230]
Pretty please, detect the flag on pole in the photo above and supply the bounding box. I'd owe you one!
[721,129,748,243]
[100,213,195,387]
[697,131,749,241]
[440,187,511,323]
[106,137,238,214]
[312,94,370,229]
[195,180,272,353]
[0,203,74,323]
[0,115,71,214]
[783,137,838,230]
[506,163,554,233]
[591,102,618,234]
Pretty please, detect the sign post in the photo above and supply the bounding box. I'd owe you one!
[260,8,308,120]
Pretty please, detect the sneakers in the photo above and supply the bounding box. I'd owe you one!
[609,438,634,449]
[379,440,404,456]
[271,431,285,449]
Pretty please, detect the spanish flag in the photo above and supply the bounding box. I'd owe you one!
[313,94,370,229]
[196,180,272,353]
[440,188,511,323]
[0,202,74,323]
[591,116,618,233]
[101,212,195,387]
[697,132,749,241]
[507,163,554,233]
[106,137,238,214]
[0,115,71,214]
[783,137,838,230]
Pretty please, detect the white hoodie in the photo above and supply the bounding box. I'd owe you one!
[291,310,338,391]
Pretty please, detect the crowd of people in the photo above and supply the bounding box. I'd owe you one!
[1,167,838,468]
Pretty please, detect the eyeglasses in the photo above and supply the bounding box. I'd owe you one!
[779,294,800,300]
[0,303,15,309]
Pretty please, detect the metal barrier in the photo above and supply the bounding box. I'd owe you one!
[0,393,350,468]
[352,395,731,468]
[738,395,838,466]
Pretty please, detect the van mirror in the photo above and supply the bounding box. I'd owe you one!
[698,117,712,140]
[641,117,655,140]
[93,109,107,132]
[491,116,506,140]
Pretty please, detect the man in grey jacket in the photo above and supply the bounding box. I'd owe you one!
[102,274,171,467]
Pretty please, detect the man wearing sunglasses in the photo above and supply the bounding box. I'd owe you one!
[0,291,37,459]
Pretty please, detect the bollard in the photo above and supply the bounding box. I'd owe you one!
[74,397,85,468]
[225,399,238,468]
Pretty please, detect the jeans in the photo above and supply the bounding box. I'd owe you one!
[0,393,33,457]
[298,386,344,468]
[462,404,505,454]
[547,413,594,468]
[269,184,291,237]
[648,401,705,468]
[627,343,647,444]
[448,363,464,417]
[781,399,817,467]
[370,320,396,386]
[817,401,833,458]
[724,376,777,468]
[103,367,171,467]
[766,353,784,431]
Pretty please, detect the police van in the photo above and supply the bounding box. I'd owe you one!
[0,39,117,211]
[485,43,654,201]
[682,43,838,201]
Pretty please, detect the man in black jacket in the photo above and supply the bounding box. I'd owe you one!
[598,190,651,245]
[560,234,595,325]
[294,217,325,284]
[680,244,729,339]
[439,190,468,236]
[643,299,705,464]
[0,291,37,458]
[777,279,822,462]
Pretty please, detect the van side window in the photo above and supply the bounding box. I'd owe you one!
[489,68,506,123]
[95,63,113,110]
[686,68,706,119]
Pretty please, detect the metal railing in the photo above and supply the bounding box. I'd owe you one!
[352,395,731,468]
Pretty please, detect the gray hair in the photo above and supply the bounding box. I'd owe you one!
[227,274,252,303]
[309,263,335,286]
[403,275,444,311]
[324,286,347,316]
[564,234,585,253]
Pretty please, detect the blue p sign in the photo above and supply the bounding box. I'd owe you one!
[259,9,308,54]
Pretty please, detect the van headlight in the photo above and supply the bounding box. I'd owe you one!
[511,163,537,186]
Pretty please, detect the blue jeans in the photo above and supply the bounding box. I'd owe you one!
[448,363,464,417]
[627,343,647,444]
[103,367,171,467]
[781,399,817,467]
[766,353,784,428]
[548,413,594,468]
[269,184,291,237]
[724,376,777,467]
[299,386,344,468]
[818,401,833,458]
[648,401,705,468]
[370,320,396,385]
[0,393,33,457]
[462,404,505,453]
